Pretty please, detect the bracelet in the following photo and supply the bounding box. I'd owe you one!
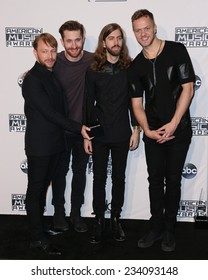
[133,125,142,132]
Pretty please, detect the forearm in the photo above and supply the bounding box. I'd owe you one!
[171,82,194,128]
[132,100,149,133]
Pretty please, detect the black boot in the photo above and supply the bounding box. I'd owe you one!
[111,216,126,242]
[90,216,105,244]
[70,207,88,233]
[53,207,69,232]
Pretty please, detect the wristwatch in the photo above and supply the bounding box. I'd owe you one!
[133,125,142,132]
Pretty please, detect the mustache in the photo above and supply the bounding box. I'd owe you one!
[67,47,80,51]
[112,45,121,48]
[45,59,55,62]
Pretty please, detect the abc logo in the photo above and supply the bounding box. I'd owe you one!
[20,159,28,174]
[17,73,26,88]
[182,163,197,179]
[194,75,201,91]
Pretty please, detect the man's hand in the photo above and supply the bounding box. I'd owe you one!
[156,122,176,144]
[84,139,93,155]
[81,125,92,140]
[129,129,140,151]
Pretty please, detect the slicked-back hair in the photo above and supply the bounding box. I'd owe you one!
[32,33,58,50]
[131,9,155,24]
[59,20,85,39]
[91,23,131,71]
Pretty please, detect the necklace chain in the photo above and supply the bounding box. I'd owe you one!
[143,40,162,86]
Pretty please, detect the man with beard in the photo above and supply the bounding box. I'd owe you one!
[50,21,93,233]
[83,23,140,244]
[128,9,195,252]
[22,33,91,255]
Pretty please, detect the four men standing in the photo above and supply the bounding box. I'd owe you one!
[22,9,195,254]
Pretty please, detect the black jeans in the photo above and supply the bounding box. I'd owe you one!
[92,139,130,217]
[26,153,63,241]
[144,138,191,232]
[51,134,89,211]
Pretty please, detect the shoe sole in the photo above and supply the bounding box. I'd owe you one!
[45,250,62,256]
[113,237,126,242]
[89,239,101,244]
[138,241,154,248]
[46,229,65,236]
[161,242,176,252]
[74,227,88,233]
[113,233,126,242]
[138,234,163,248]
[30,246,62,256]
[70,218,88,233]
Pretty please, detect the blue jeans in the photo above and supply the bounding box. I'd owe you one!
[92,139,130,217]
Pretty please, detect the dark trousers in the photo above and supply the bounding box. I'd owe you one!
[51,134,89,212]
[26,153,63,241]
[144,139,191,232]
[92,139,130,217]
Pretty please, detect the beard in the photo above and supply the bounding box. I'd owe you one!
[39,59,56,70]
[105,45,122,57]
[65,46,83,59]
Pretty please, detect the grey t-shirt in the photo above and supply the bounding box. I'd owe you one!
[54,50,93,124]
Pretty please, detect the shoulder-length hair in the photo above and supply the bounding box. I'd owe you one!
[91,23,131,71]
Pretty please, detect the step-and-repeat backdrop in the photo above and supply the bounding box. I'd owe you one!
[1,0,207,221]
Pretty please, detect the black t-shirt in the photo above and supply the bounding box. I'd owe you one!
[128,41,195,138]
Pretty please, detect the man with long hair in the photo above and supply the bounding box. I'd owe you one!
[83,23,140,244]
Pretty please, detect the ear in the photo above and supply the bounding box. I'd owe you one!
[103,40,106,48]
[33,49,38,60]
[60,38,64,48]
[154,24,157,34]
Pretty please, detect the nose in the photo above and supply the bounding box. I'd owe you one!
[48,52,54,59]
[48,50,56,60]
[71,40,77,48]
[141,29,146,36]
[114,38,119,45]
